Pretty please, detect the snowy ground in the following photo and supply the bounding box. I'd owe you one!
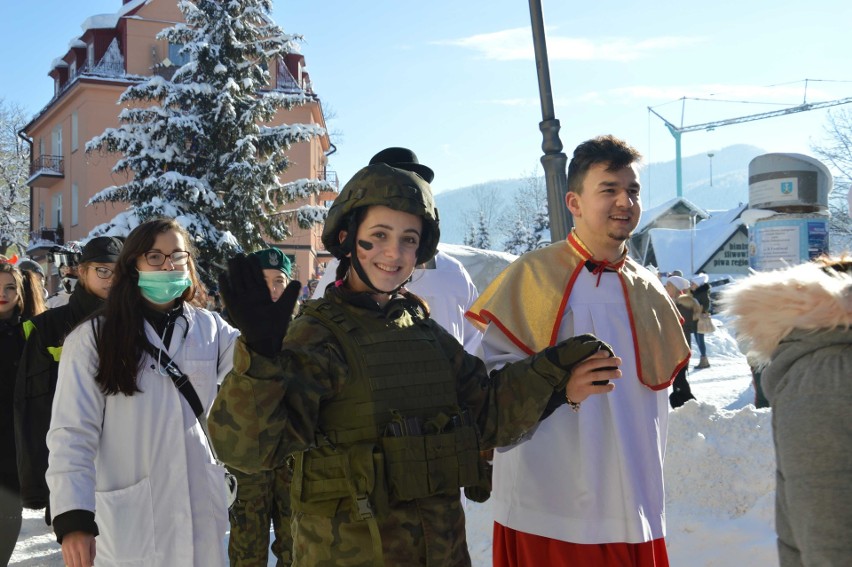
[11,318,779,566]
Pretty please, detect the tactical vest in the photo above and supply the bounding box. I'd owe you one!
[291,298,481,521]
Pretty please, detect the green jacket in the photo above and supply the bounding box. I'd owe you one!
[210,287,590,566]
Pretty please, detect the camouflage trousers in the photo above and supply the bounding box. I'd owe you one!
[291,493,470,566]
[227,464,293,567]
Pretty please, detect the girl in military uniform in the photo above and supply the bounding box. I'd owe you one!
[211,156,621,566]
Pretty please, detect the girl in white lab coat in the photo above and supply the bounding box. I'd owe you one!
[47,219,239,567]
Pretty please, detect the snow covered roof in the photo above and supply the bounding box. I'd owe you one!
[78,1,150,41]
[636,197,708,233]
[81,14,120,32]
[50,58,69,71]
[646,216,745,277]
[117,0,151,18]
[696,203,747,229]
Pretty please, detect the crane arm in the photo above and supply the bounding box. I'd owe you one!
[672,96,852,133]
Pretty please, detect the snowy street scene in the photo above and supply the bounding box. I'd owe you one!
[12,319,776,566]
[2,1,851,566]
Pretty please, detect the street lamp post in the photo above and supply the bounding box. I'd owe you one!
[528,0,572,242]
[707,152,715,187]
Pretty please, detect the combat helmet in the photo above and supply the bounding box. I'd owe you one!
[322,162,440,266]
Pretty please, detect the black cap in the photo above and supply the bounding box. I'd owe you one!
[369,147,434,183]
[80,236,124,264]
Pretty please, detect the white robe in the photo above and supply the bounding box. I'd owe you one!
[483,267,669,544]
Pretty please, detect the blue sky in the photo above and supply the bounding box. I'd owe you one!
[3,0,851,196]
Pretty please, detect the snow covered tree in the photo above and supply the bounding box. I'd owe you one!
[499,169,549,254]
[463,223,476,247]
[502,216,532,255]
[0,98,31,256]
[87,0,332,284]
[529,203,551,249]
[811,109,852,252]
[464,210,491,249]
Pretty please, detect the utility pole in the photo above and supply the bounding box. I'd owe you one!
[528,0,572,242]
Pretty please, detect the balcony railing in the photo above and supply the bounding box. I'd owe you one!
[319,169,339,189]
[30,155,64,178]
[31,227,64,246]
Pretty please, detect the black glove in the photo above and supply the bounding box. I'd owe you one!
[218,253,301,357]
[544,333,614,372]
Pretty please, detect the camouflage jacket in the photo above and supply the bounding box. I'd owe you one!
[210,287,593,566]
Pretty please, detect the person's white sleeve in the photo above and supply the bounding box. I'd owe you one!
[311,259,339,300]
[478,321,526,374]
[460,267,482,355]
[215,311,240,385]
[46,324,104,518]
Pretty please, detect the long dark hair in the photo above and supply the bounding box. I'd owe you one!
[95,219,203,395]
[0,264,46,320]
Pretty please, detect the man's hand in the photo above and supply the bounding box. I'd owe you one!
[218,253,301,357]
[564,350,622,404]
[61,531,96,567]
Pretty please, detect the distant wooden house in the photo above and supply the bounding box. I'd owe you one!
[631,198,749,277]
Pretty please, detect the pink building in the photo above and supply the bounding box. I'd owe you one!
[21,0,337,293]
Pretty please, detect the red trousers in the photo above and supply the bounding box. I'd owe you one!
[493,522,669,567]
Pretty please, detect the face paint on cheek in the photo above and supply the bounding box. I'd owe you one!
[357,240,374,251]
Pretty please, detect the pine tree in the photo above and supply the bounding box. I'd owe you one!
[87,0,331,284]
[491,167,551,253]
[472,210,491,249]
[463,223,476,247]
[502,216,532,255]
[528,203,551,250]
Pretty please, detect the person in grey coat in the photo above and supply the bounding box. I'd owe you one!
[721,255,852,567]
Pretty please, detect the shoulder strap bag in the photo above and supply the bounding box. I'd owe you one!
[143,342,238,510]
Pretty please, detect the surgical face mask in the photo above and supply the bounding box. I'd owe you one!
[137,270,192,304]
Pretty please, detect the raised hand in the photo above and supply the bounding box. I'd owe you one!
[218,253,301,357]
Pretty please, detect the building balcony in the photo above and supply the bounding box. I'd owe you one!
[319,168,339,190]
[27,155,64,186]
[28,227,64,252]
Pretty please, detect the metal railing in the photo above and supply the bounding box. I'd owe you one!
[319,169,338,189]
[30,155,64,177]
[31,227,64,245]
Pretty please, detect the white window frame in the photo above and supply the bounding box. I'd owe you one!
[71,112,78,152]
[53,193,63,227]
[51,125,62,157]
[71,183,79,226]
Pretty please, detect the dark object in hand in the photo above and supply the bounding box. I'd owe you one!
[592,366,618,386]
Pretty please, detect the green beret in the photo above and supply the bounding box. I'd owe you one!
[251,247,291,277]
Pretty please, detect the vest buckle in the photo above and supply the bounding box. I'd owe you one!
[356,495,374,520]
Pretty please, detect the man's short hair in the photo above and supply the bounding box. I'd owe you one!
[567,135,642,195]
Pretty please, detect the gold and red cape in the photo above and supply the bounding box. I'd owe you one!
[466,233,689,389]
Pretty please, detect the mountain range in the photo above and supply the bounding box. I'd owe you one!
[434,144,765,245]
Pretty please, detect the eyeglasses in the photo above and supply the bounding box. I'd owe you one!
[143,251,190,267]
[93,267,114,280]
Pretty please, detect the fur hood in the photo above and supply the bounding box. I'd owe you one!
[720,262,852,365]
